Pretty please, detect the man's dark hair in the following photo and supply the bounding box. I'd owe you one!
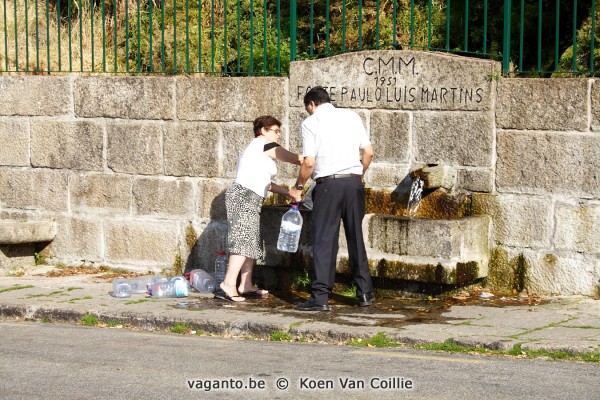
[303,86,331,106]
[253,115,281,137]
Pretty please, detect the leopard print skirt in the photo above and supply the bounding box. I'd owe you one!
[226,183,264,260]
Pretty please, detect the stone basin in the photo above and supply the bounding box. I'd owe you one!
[260,207,490,287]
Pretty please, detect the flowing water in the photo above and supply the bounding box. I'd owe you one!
[406,177,424,218]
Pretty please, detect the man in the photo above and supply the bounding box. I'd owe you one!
[289,86,375,312]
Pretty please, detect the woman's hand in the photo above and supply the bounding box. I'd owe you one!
[288,187,303,203]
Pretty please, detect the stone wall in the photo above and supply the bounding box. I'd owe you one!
[0,75,290,273]
[474,79,600,295]
[0,50,599,295]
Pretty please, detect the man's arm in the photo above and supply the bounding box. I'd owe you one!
[361,144,374,176]
[289,156,315,202]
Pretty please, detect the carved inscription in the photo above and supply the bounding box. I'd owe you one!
[295,56,485,106]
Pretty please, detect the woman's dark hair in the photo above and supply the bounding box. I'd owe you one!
[253,115,281,137]
[303,86,331,106]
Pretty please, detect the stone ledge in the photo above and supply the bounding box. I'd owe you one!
[338,252,489,285]
[0,221,57,244]
[367,215,491,261]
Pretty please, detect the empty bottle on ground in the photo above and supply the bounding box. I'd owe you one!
[128,276,149,294]
[188,269,216,294]
[214,251,228,287]
[148,276,190,298]
[117,274,167,294]
[128,276,154,294]
[277,204,303,253]
[112,278,132,298]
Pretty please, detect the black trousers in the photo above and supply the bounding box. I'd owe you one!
[310,175,373,305]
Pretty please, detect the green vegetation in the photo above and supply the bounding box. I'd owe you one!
[294,0,447,59]
[104,320,122,327]
[67,296,93,304]
[170,323,193,334]
[488,71,502,81]
[171,247,184,277]
[3,1,594,76]
[0,284,34,294]
[291,269,311,291]
[270,330,293,341]
[554,9,600,76]
[33,252,44,265]
[487,248,529,293]
[416,338,492,354]
[509,319,574,340]
[27,290,68,298]
[413,340,600,363]
[124,298,152,305]
[80,314,99,326]
[336,283,357,298]
[348,332,399,348]
[185,223,198,252]
[507,344,600,363]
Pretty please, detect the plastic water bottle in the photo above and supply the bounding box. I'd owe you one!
[112,278,132,298]
[188,269,216,294]
[127,274,167,294]
[214,251,228,287]
[148,276,190,298]
[277,204,303,253]
[128,276,154,294]
[150,274,167,285]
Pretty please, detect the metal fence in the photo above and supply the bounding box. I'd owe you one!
[1,0,598,76]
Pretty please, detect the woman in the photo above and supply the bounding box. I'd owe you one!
[217,115,301,302]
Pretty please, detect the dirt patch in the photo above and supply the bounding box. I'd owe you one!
[35,266,148,281]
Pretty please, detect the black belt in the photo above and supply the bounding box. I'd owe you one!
[315,174,361,184]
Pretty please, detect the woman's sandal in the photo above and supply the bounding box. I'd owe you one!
[238,288,269,297]
[215,283,245,302]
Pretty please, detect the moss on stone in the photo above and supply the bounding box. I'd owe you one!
[171,246,184,277]
[377,258,449,284]
[364,188,406,216]
[514,254,528,293]
[455,261,480,285]
[488,247,511,288]
[488,248,529,292]
[184,223,197,252]
[543,253,558,266]
[364,187,471,219]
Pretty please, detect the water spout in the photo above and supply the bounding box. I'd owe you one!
[407,177,424,218]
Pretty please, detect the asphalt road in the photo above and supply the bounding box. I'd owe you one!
[1,321,598,400]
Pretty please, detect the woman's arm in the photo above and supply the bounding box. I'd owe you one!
[269,182,292,197]
[266,146,302,165]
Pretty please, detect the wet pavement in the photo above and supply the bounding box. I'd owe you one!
[173,292,544,329]
[1,265,599,356]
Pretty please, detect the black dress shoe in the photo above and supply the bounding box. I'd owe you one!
[295,299,330,312]
[357,292,375,307]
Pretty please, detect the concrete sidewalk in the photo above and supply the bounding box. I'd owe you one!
[1,265,599,356]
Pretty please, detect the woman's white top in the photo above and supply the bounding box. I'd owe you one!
[234,137,278,198]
